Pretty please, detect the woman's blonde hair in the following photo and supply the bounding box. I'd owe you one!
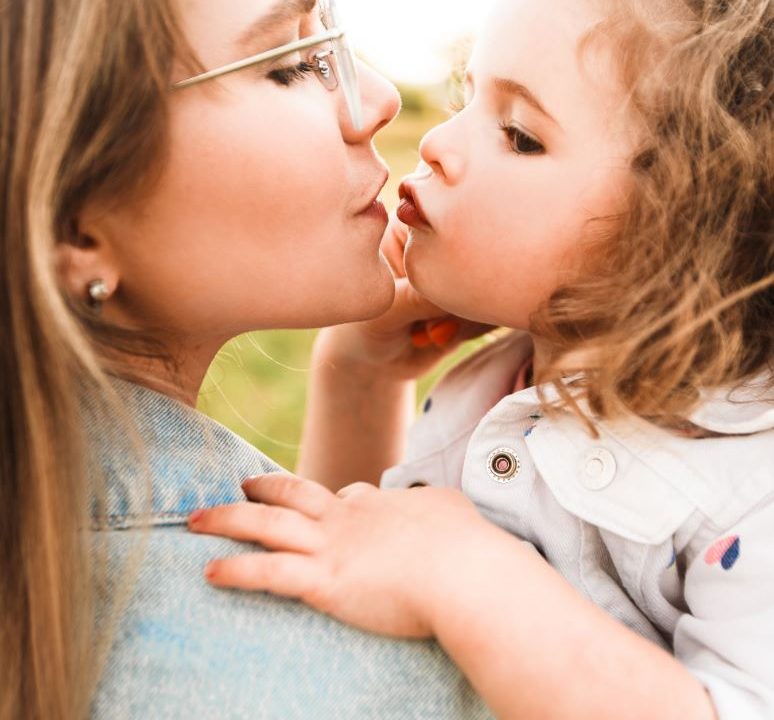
[0,1,188,717]
[535,0,773,426]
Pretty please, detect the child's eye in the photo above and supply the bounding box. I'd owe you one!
[267,61,316,86]
[499,122,545,156]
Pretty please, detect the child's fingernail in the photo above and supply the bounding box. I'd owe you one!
[410,326,432,348]
[204,561,219,581]
[428,320,459,347]
[188,509,206,527]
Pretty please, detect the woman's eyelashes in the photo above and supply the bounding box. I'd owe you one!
[499,121,545,156]
[267,60,316,86]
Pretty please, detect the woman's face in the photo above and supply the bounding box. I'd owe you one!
[94,0,400,344]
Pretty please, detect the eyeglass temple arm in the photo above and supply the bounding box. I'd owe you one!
[172,28,345,90]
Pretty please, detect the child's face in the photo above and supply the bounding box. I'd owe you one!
[401,0,640,329]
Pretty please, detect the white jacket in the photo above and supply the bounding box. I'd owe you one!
[382,332,774,719]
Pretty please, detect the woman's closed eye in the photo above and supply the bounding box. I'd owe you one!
[499,122,545,156]
[267,60,316,86]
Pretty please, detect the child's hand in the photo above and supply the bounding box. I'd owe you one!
[318,213,492,382]
[188,472,492,638]
[380,209,411,278]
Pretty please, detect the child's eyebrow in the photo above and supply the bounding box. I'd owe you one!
[493,77,560,128]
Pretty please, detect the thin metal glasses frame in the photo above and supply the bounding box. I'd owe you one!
[172,5,363,130]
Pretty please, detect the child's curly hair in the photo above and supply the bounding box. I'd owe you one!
[535,0,773,426]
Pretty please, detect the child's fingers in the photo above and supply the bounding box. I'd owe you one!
[380,239,404,279]
[412,319,495,349]
[410,324,434,348]
[336,481,379,499]
[411,319,460,349]
[189,502,322,553]
[458,322,497,342]
[241,472,334,519]
[205,552,321,597]
[391,278,445,327]
[426,319,459,347]
[380,213,410,278]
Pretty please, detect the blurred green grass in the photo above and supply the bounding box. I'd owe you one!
[197,100,477,471]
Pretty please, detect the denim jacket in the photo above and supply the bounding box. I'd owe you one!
[88,381,491,720]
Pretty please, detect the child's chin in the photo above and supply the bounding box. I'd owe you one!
[407,269,467,319]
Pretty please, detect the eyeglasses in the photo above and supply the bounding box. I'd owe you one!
[173,0,363,130]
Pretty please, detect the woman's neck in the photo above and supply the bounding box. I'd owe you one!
[118,336,225,407]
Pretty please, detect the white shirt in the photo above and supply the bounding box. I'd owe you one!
[382,332,774,719]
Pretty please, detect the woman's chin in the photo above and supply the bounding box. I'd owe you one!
[301,265,396,327]
[346,268,396,323]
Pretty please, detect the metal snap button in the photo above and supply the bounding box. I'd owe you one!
[580,448,616,490]
[487,448,521,483]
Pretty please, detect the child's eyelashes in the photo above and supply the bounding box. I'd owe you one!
[499,121,545,156]
[267,60,315,86]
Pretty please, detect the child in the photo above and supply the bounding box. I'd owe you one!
[190,0,773,717]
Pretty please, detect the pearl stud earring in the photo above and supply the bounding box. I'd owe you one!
[87,279,110,312]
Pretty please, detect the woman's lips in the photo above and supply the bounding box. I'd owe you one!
[397,182,431,230]
[358,198,389,224]
[355,169,390,226]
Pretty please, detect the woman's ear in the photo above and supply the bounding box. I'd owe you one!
[56,209,120,308]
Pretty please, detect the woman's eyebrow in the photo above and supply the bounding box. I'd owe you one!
[236,0,318,54]
[493,77,560,128]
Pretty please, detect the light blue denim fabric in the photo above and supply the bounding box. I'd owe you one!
[88,381,491,719]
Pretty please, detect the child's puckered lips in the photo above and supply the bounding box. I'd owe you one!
[397,180,432,229]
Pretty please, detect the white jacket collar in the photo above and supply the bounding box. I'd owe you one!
[690,374,774,434]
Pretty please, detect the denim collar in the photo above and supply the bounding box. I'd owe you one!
[87,380,282,529]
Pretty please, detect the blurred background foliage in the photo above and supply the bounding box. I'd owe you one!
[198,77,481,470]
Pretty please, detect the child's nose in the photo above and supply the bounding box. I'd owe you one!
[418,118,465,184]
[341,62,401,142]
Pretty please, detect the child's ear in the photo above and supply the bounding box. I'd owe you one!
[55,208,120,307]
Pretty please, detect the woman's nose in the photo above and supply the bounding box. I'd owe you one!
[418,115,465,184]
[342,61,401,142]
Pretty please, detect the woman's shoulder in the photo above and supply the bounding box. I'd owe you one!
[86,379,281,528]
[91,526,491,719]
[88,381,492,718]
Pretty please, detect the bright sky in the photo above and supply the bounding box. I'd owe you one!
[337,0,496,85]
